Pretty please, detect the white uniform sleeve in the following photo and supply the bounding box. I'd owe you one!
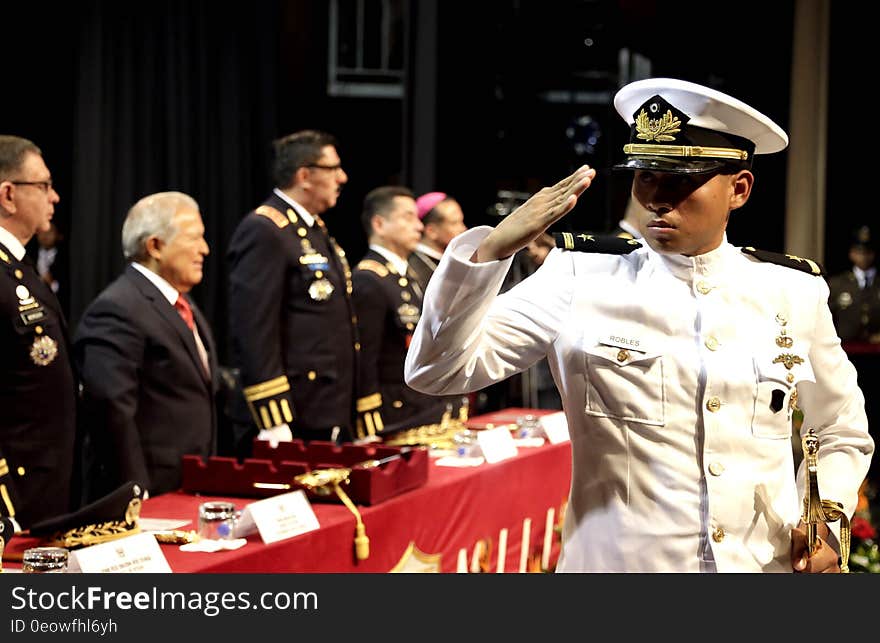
[797,275,874,523]
[404,226,572,395]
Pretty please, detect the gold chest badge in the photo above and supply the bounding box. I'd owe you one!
[397,303,420,325]
[30,335,58,366]
[309,278,335,301]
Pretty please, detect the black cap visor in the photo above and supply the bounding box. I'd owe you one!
[612,155,729,174]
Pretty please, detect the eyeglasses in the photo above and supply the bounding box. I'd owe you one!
[10,180,53,192]
[305,164,343,172]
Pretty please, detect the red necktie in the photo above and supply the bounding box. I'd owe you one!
[174,295,194,330]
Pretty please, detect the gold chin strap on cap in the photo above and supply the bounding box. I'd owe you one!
[294,468,369,561]
[623,143,749,161]
[801,428,851,573]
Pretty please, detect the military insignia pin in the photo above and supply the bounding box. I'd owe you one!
[772,353,804,370]
[30,335,58,366]
[309,278,335,301]
[776,335,793,348]
[397,303,420,325]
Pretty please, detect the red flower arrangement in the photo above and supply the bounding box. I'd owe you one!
[849,479,880,573]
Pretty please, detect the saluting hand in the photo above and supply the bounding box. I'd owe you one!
[474,165,597,262]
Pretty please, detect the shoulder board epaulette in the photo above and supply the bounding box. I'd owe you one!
[356,259,389,277]
[255,205,289,229]
[554,232,642,254]
[741,247,824,276]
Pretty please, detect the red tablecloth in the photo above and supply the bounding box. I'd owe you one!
[4,438,571,573]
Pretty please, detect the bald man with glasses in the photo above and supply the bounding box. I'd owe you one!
[0,135,77,530]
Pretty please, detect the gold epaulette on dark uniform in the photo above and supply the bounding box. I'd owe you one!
[356,259,389,277]
[255,205,289,228]
[741,247,824,276]
[554,232,643,254]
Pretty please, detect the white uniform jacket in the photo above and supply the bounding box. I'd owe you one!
[404,227,874,572]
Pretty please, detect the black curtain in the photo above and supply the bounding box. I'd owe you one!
[69,1,280,364]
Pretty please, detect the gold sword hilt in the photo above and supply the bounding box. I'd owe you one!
[801,428,851,572]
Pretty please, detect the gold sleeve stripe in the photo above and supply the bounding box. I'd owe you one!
[256,205,289,228]
[0,484,15,517]
[281,399,293,423]
[561,232,574,250]
[0,459,8,477]
[269,400,282,427]
[357,392,382,412]
[364,412,376,437]
[243,376,291,401]
[373,411,384,433]
[259,406,272,430]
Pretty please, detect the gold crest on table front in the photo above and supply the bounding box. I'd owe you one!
[389,541,441,573]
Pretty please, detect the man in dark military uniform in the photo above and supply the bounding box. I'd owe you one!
[0,135,76,529]
[827,226,880,343]
[352,186,448,439]
[227,130,358,454]
[827,225,880,485]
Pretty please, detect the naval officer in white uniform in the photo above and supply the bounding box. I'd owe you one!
[404,78,874,573]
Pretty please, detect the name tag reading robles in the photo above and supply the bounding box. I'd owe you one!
[233,490,320,544]
[67,532,172,573]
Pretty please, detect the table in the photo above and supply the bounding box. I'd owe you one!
[4,410,572,573]
[149,440,571,573]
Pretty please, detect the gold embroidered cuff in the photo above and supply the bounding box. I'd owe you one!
[360,410,384,437]
[356,392,382,412]
[243,375,291,402]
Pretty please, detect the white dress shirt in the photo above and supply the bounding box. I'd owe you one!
[405,226,874,572]
[853,266,876,290]
[0,227,26,261]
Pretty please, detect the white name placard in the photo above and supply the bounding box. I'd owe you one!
[539,411,570,444]
[68,532,172,573]
[477,426,519,464]
[234,490,320,545]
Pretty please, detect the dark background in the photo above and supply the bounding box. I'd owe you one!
[4,0,852,367]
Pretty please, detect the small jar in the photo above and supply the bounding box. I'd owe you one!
[515,414,542,439]
[198,501,237,540]
[453,429,482,458]
[22,546,69,573]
